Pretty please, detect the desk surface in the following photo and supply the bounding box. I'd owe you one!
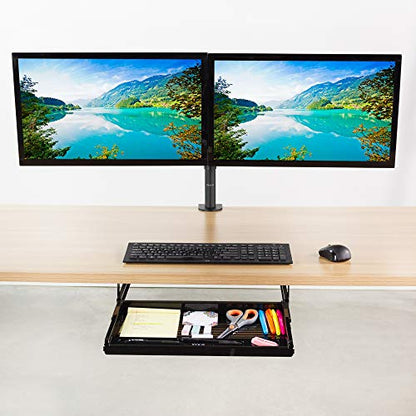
[0,205,415,286]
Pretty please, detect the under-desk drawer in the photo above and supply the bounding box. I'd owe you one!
[104,299,294,357]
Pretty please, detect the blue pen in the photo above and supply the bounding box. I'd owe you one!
[259,310,268,335]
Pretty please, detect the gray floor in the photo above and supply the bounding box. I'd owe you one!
[1,286,415,416]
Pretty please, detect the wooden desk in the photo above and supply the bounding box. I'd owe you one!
[0,205,415,286]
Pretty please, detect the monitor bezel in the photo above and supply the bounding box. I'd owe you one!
[13,52,208,166]
[208,53,402,168]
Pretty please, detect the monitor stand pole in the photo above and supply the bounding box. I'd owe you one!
[198,165,223,211]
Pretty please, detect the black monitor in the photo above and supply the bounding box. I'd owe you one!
[12,52,402,211]
[13,53,207,165]
[209,54,401,168]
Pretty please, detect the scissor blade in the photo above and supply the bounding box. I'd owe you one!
[217,327,234,339]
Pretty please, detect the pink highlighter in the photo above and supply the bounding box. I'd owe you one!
[276,310,286,335]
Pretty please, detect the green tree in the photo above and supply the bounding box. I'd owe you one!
[20,75,70,159]
[307,98,332,110]
[276,145,311,161]
[353,66,395,161]
[353,125,390,162]
[163,123,201,159]
[358,67,394,120]
[214,77,259,160]
[163,64,202,159]
[166,64,201,118]
[89,144,123,160]
[115,96,146,109]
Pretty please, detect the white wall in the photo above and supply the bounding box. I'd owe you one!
[1,0,415,207]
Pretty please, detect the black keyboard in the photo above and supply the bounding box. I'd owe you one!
[123,242,292,264]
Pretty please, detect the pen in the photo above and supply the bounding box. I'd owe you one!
[258,310,269,335]
[265,309,276,334]
[276,309,286,335]
[271,309,280,336]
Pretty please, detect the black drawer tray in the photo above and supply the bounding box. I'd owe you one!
[104,300,294,357]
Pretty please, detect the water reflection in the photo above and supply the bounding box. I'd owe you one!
[99,108,197,136]
[49,107,198,159]
[288,109,388,137]
[240,109,388,161]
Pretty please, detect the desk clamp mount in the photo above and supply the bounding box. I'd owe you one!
[198,165,222,212]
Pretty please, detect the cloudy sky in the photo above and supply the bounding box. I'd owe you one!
[215,60,394,104]
[18,58,200,103]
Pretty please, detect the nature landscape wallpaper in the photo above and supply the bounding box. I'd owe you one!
[18,58,202,160]
[214,60,397,162]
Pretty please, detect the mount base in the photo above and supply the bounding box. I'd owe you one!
[198,203,223,212]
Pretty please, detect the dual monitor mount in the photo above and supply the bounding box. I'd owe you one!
[198,165,222,212]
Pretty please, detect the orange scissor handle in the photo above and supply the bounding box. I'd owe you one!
[237,309,259,328]
[225,309,243,331]
[241,309,258,321]
[227,309,243,319]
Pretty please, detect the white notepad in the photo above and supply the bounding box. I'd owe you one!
[119,307,181,338]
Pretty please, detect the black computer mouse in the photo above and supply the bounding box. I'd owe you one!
[319,244,351,262]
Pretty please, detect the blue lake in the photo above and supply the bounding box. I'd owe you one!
[50,107,199,159]
[241,109,389,161]
[50,107,389,161]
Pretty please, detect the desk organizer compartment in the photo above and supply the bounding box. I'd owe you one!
[104,299,294,357]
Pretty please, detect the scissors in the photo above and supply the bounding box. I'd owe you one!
[217,309,259,339]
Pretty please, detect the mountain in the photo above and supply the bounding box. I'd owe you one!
[264,99,283,108]
[87,73,176,108]
[233,98,258,107]
[72,98,92,107]
[39,96,81,111]
[214,93,273,125]
[278,75,371,110]
[40,97,66,106]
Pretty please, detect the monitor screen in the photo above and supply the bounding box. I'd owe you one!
[13,53,206,165]
[211,54,401,167]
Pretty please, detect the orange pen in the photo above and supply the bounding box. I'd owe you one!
[265,309,276,334]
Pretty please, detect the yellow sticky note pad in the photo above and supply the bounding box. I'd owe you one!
[119,307,181,338]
